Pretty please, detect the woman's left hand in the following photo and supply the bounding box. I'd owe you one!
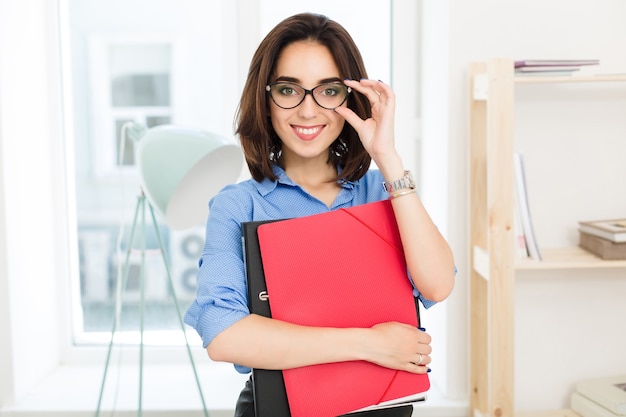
[334,79,398,165]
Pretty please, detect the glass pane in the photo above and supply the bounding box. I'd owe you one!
[112,73,170,107]
[78,223,187,332]
[110,44,171,107]
[146,115,171,127]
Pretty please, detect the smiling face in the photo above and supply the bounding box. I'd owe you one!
[269,40,347,168]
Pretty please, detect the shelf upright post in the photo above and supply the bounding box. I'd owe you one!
[469,58,516,417]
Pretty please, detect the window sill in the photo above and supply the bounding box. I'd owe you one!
[0,363,468,417]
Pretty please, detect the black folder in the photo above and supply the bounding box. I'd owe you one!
[242,220,291,417]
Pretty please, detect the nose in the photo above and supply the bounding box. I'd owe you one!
[297,91,319,117]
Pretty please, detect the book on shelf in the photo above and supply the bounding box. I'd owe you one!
[513,152,542,260]
[579,231,626,260]
[513,186,529,259]
[515,65,581,73]
[579,219,626,243]
[574,375,626,416]
[515,70,579,77]
[515,66,581,77]
[514,67,580,77]
[514,59,600,68]
[514,59,600,77]
[571,392,620,417]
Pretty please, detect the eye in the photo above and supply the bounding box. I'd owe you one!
[276,84,300,96]
[319,84,342,96]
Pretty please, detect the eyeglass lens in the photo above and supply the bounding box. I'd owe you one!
[267,82,350,109]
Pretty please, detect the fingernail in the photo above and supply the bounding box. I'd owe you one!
[418,327,426,331]
[427,368,432,373]
[378,79,384,83]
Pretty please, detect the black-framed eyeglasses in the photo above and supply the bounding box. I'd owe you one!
[265,81,351,110]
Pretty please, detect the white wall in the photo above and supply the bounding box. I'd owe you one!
[0,60,12,407]
[0,0,66,405]
[448,0,626,410]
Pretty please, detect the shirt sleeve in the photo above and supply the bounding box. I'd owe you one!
[184,188,253,350]
[410,264,458,309]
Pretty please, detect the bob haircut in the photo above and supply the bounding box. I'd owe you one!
[235,13,372,182]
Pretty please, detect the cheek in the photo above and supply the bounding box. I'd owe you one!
[330,113,346,132]
[268,106,284,130]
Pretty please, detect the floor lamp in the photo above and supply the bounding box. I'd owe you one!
[95,122,243,416]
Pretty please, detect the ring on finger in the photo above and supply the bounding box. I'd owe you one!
[417,353,424,365]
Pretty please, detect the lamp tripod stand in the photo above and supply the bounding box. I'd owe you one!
[95,190,209,417]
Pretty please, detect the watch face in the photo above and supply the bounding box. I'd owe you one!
[383,171,414,193]
[406,173,415,188]
[397,172,412,188]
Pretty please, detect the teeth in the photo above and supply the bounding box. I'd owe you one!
[296,127,319,135]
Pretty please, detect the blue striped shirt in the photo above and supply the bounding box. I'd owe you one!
[183,165,435,373]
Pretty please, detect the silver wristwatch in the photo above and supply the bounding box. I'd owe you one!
[382,170,415,193]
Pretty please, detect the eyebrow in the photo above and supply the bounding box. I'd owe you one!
[273,76,343,85]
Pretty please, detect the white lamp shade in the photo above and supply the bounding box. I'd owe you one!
[130,124,243,230]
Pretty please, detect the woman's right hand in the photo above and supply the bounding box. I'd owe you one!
[364,322,432,374]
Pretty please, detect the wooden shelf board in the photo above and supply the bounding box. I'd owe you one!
[516,246,626,270]
[516,409,581,417]
[515,74,626,84]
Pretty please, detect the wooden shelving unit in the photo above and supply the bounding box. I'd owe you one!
[516,247,626,270]
[468,58,626,417]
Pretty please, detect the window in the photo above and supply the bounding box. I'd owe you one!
[77,37,180,342]
[65,0,399,346]
[66,1,238,345]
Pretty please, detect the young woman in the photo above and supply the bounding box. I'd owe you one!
[184,12,455,417]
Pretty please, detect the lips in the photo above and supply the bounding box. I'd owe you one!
[292,125,324,141]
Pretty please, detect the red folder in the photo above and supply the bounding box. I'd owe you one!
[257,200,429,417]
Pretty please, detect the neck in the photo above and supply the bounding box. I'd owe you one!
[284,162,342,208]
[284,163,337,187]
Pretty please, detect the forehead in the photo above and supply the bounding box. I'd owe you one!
[274,41,340,84]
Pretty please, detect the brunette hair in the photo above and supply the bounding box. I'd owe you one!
[235,13,371,182]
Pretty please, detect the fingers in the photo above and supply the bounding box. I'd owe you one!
[414,352,432,367]
[404,352,431,374]
[369,322,433,374]
[334,78,396,156]
[333,105,364,131]
[408,325,432,373]
[344,78,394,104]
[407,362,431,374]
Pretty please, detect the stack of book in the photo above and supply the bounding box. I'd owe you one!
[514,59,599,76]
[571,375,626,417]
[578,218,626,260]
